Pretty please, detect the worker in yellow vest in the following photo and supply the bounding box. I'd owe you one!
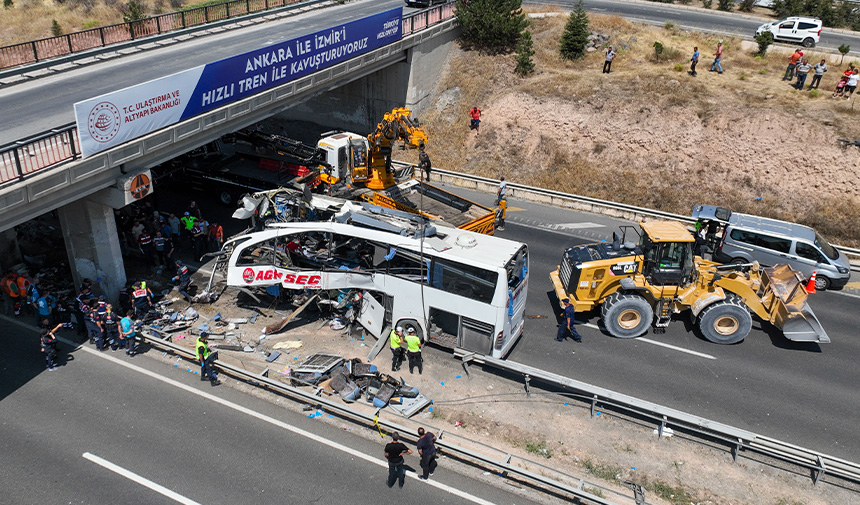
[196,332,220,386]
[389,325,405,372]
[404,326,422,375]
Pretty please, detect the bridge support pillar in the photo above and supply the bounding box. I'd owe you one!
[0,229,22,272]
[403,25,460,114]
[58,199,126,306]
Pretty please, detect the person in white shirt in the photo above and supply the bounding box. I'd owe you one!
[808,59,827,90]
[603,47,616,74]
[845,70,859,99]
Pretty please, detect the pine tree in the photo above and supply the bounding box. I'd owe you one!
[515,30,535,76]
[456,0,528,53]
[3,0,13,10]
[123,0,146,23]
[51,19,62,37]
[560,0,589,61]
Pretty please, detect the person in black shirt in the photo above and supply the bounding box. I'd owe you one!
[416,427,437,480]
[41,323,62,370]
[384,432,412,488]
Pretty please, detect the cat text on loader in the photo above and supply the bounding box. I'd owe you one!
[549,221,829,345]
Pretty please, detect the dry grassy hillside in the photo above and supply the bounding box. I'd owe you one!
[403,9,860,246]
[0,0,183,45]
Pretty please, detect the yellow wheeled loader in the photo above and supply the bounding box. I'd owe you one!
[549,221,829,345]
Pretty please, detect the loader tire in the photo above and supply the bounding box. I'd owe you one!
[601,292,653,339]
[697,295,752,345]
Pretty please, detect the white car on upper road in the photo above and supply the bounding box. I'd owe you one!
[756,16,822,47]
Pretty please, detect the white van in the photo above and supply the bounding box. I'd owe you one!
[756,16,822,48]
[692,205,851,291]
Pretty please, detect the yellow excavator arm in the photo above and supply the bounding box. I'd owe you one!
[363,107,428,190]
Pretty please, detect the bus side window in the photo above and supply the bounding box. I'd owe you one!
[237,238,276,266]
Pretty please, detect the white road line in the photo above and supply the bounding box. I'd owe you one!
[636,338,716,360]
[572,321,716,359]
[82,452,202,505]
[70,342,499,505]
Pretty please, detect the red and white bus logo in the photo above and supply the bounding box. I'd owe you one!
[242,268,256,284]
[87,102,121,143]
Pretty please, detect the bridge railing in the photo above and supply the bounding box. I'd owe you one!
[0,2,458,186]
[0,0,305,70]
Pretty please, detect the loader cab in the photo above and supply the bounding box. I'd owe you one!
[639,221,695,286]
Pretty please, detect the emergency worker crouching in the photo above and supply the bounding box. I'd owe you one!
[196,332,220,386]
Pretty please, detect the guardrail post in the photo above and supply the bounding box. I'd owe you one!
[732,439,740,462]
[67,129,78,157]
[12,149,24,179]
[31,41,38,62]
[205,6,210,23]
[181,11,186,28]
[590,394,597,417]
[226,3,230,17]
[99,27,106,47]
[264,0,268,8]
[128,21,136,41]
[66,35,73,53]
[657,415,668,440]
[246,0,250,12]
[813,455,825,485]
[156,16,161,34]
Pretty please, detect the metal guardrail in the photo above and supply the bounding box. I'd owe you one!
[430,168,860,267]
[135,329,636,505]
[453,349,860,487]
[0,3,456,188]
[0,0,317,71]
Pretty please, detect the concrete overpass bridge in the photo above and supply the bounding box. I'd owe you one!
[0,0,458,300]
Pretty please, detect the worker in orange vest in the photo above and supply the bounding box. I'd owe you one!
[1,271,20,315]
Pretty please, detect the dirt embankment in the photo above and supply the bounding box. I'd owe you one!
[404,9,860,247]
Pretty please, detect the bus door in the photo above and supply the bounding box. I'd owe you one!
[357,290,386,339]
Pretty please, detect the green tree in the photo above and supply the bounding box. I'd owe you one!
[560,0,589,61]
[717,0,733,11]
[456,0,528,53]
[51,19,62,36]
[123,0,146,23]
[653,41,664,61]
[738,0,755,12]
[702,0,712,8]
[755,31,774,57]
[771,0,804,18]
[839,44,850,65]
[515,30,535,76]
[3,0,13,9]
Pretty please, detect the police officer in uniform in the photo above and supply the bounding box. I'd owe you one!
[389,325,406,372]
[100,304,122,351]
[404,326,423,375]
[131,282,152,320]
[196,332,220,386]
[41,323,63,371]
[173,260,192,303]
[84,299,104,349]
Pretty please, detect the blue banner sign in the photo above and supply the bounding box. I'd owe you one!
[75,7,403,157]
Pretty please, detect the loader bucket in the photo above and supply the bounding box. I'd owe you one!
[760,265,830,343]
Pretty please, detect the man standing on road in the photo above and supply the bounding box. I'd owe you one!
[196,331,220,385]
[783,48,803,81]
[603,46,616,74]
[709,41,723,74]
[809,58,828,90]
[689,46,699,76]
[495,177,507,206]
[404,326,423,375]
[384,432,412,488]
[41,323,63,371]
[793,59,813,90]
[389,325,406,372]
[557,298,582,343]
[120,310,136,356]
[416,427,438,480]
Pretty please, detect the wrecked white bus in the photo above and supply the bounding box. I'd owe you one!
[223,202,528,358]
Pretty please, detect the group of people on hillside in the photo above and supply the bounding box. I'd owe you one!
[781,47,857,98]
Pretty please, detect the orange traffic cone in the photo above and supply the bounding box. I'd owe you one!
[805,271,817,294]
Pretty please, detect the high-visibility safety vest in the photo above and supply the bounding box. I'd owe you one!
[389,329,402,349]
[405,334,421,352]
[2,277,19,297]
[196,337,210,362]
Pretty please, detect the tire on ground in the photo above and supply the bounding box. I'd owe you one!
[601,292,653,339]
[697,295,752,344]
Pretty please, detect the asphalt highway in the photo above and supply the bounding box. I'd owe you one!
[0,317,545,505]
[453,186,860,463]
